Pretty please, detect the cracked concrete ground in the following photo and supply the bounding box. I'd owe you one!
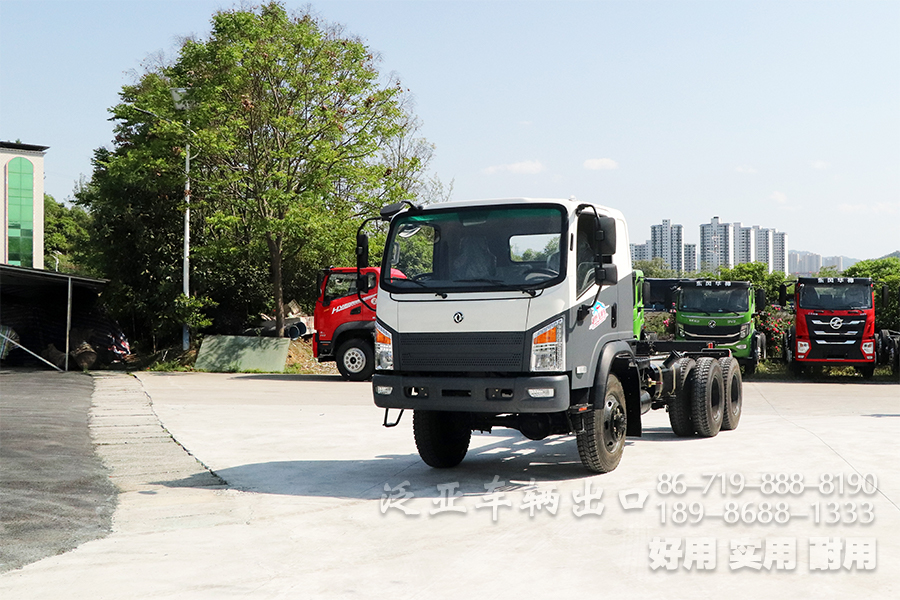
[1,371,898,599]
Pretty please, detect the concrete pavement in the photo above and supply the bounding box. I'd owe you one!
[1,371,898,598]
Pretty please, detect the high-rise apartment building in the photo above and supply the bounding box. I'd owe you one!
[699,217,734,271]
[650,219,684,272]
[684,244,697,273]
[772,231,788,273]
[630,242,651,263]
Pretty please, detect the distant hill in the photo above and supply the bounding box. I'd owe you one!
[881,250,900,260]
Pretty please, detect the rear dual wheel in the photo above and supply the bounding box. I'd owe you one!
[692,357,725,437]
[719,356,742,431]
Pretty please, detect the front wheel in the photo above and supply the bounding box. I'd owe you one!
[576,373,627,473]
[336,338,375,381]
[413,410,471,468]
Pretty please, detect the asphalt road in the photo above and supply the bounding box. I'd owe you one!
[0,369,117,573]
[1,370,898,599]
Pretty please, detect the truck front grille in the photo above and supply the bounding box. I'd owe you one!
[396,332,527,372]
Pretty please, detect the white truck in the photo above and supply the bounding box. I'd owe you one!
[358,197,743,473]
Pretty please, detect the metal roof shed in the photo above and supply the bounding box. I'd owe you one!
[0,265,109,371]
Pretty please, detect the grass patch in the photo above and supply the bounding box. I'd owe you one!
[745,360,897,383]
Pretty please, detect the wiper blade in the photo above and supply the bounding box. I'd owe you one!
[453,278,537,296]
[395,277,447,298]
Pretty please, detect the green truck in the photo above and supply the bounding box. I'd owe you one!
[673,279,767,375]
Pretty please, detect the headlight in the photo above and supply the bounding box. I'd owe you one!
[740,323,751,338]
[797,341,810,355]
[375,323,393,370]
[677,325,685,337]
[862,341,874,355]
[531,318,565,372]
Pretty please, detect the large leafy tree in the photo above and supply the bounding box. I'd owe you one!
[79,2,433,345]
[166,3,422,336]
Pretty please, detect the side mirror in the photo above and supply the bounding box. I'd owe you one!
[356,232,369,270]
[778,283,787,307]
[594,263,618,286]
[755,289,767,311]
[596,216,617,256]
[380,202,406,219]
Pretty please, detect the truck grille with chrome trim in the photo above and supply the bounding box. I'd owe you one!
[682,324,742,343]
[396,332,527,372]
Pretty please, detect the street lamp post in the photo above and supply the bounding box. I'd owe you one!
[171,88,191,351]
[134,89,194,351]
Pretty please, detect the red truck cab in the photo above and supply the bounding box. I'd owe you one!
[313,266,406,380]
[313,267,381,380]
[783,276,878,378]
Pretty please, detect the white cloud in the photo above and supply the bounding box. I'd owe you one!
[810,160,830,170]
[583,158,619,171]
[770,191,788,204]
[482,160,544,175]
[735,165,757,174]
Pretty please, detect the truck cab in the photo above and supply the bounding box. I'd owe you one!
[673,279,766,375]
[781,276,878,378]
[313,266,380,380]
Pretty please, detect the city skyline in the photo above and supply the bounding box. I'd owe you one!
[631,216,788,273]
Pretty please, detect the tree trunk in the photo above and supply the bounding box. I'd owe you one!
[267,233,285,337]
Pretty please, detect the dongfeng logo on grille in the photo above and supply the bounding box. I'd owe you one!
[830,317,843,330]
[708,320,717,328]
[453,312,464,323]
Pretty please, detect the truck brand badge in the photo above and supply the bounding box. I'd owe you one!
[830,317,843,330]
[589,302,609,330]
[453,312,464,323]
[708,320,717,328]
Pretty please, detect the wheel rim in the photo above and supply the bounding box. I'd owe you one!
[343,347,366,373]
[601,395,626,452]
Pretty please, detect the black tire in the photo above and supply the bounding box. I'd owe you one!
[413,410,471,468]
[668,357,696,437]
[719,356,742,431]
[335,338,375,381]
[691,357,724,438]
[576,373,627,473]
[743,361,757,377]
[858,364,875,379]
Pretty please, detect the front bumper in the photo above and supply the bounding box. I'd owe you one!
[372,373,570,413]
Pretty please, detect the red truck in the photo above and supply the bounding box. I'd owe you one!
[314,267,408,380]
[780,276,892,378]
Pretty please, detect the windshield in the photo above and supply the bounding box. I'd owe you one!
[382,205,566,293]
[798,284,872,310]
[679,287,749,314]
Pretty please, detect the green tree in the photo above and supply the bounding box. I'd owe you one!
[159,3,424,336]
[43,194,92,274]
[79,2,433,346]
[844,257,900,331]
[717,262,792,305]
[634,257,676,279]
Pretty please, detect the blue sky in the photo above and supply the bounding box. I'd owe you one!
[2,0,898,259]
